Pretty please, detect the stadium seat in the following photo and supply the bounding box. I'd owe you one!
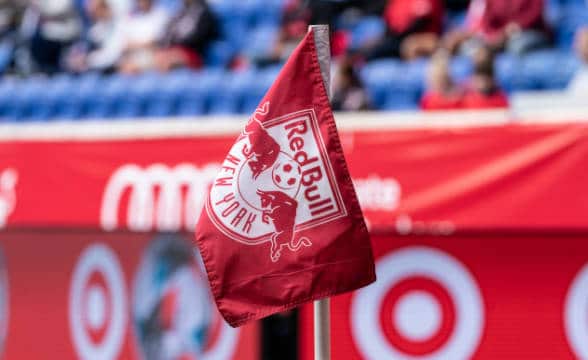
[348,17,386,51]
[243,25,279,59]
[495,54,521,92]
[12,77,51,121]
[0,42,13,75]
[382,91,420,110]
[0,78,17,121]
[360,60,404,109]
[205,40,235,68]
[556,4,588,48]
[241,65,281,114]
[251,0,284,26]
[207,70,256,115]
[84,74,130,118]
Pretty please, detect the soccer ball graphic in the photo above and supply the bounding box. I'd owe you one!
[272,160,301,190]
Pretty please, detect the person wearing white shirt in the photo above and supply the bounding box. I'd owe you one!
[118,0,170,73]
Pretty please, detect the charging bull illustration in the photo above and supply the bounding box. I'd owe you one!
[256,189,311,262]
[240,102,280,179]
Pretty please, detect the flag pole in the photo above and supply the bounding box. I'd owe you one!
[309,24,331,360]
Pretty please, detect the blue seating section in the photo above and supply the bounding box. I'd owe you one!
[0,0,587,121]
[0,49,582,121]
[0,66,284,121]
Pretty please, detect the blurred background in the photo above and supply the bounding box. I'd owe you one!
[1,0,588,359]
[0,0,587,117]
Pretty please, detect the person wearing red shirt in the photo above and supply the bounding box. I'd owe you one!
[461,47,509,109]
[443,0,550,56]
[420,51,463,110]
[362,0,444,60]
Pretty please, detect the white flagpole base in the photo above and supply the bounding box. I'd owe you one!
[314,298,331,360]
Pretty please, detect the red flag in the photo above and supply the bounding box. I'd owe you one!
[194,27,376,327]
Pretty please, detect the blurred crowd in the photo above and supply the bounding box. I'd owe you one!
[1,0,588,114]
[0,0,218,74]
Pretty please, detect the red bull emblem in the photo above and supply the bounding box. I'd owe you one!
[206,102,347,262]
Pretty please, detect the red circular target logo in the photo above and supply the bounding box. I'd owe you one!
[351,247,484,359]
[69,244,127,359]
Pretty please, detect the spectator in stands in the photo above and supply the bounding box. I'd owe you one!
[154,0,218,71]
[331,58,371,111]
[0,0,25,72]
[253,0,310,67]
[461,46,509,108]
[117,0,170,74]
[420,51,463,110]
[66,0,130,73]
[118,0,217,73]
[568,27,588,94]
[19,0,82,73]
[0,0,24,36]
[358,0,444,60]
[443,0,550,56]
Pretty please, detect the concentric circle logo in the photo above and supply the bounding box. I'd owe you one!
[351,246,484,359]
[132,235,237,360]
[69,244,127,359]
[564,263,588,358]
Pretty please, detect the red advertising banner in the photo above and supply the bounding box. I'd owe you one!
[300,233,588,359]
[0,230,258,359]
[1,123,588,233]
[2,120,588,359]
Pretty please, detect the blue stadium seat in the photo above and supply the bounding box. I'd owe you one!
[62,72,102,119]
[42,74,81,119]
[84,74,130,118]
[0,42,13,75]
[243,25,279,59]
[251,0,284,26]
[382,91,420,110]
[205,41,235,68]
[212,0,249,50]
[348,17,386,51]
[207,70,255,114]
[0,78,17,121]
[12,77,51,121]
[495,54,522,92]
[556,4,588,48]
[383,60,424,110]
[360,60,404,109]
[241,65,281,114]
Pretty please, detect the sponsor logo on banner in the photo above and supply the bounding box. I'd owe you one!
[565,263,588,358]
[69,244,127,359]
[132,235,238,360]
[101,163,220,231]
[0,168,17,228]
[354,175,401,212]
[0,248,8,357]
[206,102,346,262]
[351,247,484,359]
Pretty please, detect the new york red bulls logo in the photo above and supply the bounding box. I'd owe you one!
[206,102,346,262]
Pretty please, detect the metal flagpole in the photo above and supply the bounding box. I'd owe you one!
[314,299,331,360]
[309,24,331,360]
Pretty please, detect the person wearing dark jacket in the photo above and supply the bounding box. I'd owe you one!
[155,0,218,71]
